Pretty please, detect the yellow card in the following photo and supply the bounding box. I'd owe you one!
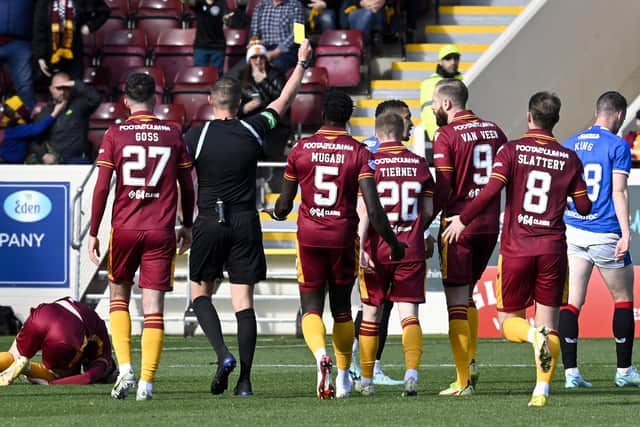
[293,22,305,44]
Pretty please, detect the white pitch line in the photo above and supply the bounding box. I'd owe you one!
[163,363,538,369]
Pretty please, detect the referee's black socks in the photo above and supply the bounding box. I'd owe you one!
[236,308,257,381]
[193,296,230,361]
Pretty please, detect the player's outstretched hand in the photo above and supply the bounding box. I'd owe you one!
[390,241,408,261]
[442,215,465,243]
[177,226,192,255]
[360,249,375,273]
[88,236,101,266]
[260,208,287,221]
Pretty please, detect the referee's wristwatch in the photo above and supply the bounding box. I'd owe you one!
[297,60,310,70]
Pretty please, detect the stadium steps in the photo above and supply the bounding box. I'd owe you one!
[350,1,530,140]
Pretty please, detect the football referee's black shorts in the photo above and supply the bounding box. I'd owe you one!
[189,208,266,285]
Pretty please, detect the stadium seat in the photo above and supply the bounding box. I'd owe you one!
[116,66,166,105]
[170,66,218,125]
[153,103,187,130]
[223,28,248,73]
[314,30,363,87]
[133,0,182,48]
[151,29,196,83]
[246,0,260,16]
[88,102,129,156]
[190,103,214,128]
[104,0,131,22]
[89,102,129,129]
[83,66,113,101]
[99,29,149,85]
[290,66,329,139]
[225,0,238,10]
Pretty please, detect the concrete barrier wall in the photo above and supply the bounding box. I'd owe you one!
[464,0,640,142]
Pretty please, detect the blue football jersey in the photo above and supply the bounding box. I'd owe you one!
[564,125,631,234]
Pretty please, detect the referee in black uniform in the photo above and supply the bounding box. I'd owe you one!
[184,39,313,397]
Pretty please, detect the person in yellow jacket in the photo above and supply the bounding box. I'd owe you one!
[419,44,463,142]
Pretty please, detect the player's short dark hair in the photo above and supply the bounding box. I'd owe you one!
[375,99,409,117]
[434,79,468,108]
[125,73,156,104]
[375,112,404,141]
[323,89,353,125]
[528,91,561,130]
[596,91,627,116]
[210,77,242,110]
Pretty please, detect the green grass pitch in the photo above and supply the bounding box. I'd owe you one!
[1,335,639,426]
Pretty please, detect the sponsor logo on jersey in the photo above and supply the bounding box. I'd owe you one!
[128,190,161,200]
[3,190,52,223]
[309,207,341,217]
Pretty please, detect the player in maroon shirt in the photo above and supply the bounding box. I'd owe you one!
[0,298,116,386]
[431,79,507,396]
[88,73,195,401]
[443,92,591,407]
[357,112,434,397]
[267,90,406,399]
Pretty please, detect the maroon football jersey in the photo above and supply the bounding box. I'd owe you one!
[490,130,587,256]
[364,141,434,264]
[434,110,507,234]
[96,111,192,231]
[16,298,112,370]
[284,126,374,248]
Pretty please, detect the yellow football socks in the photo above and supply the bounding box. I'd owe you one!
[401,316,422,371]
[502,316,530,343]
[537,332,560,384]
[359,320,379,379]
[141,313,164,383]
[109,299,132,366]
[468,303,479,362]
[26,361,56,381]
[332,318,354,371]
[302,312,326,356]
[448,308,470,387]
[0,352,13,371]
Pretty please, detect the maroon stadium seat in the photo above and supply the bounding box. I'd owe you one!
[83,66,113,101]
[88,102,129,156]
[223,28,248,73]
[290,66,328,139]
[153,103,187,130]
[171,66,218,124]
[246,0,260,16]
[151,29,196,83]
[314,30,363,87]
[190,103,214,128]
[100,29,149,84]
[104,0,131,21]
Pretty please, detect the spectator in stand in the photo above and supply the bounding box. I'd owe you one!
[0,95,67,163]
[419,44,462,143]
[26,71,101,164]
[33,0,110,80]
[185,0,233,74]
[302,0,339,33]
[339,0,393,45]
[250,0,305,71]
[622,109,640,161]
[234,40,290,190]
[0,1,36,110]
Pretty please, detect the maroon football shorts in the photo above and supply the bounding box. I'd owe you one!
[496,253,568,312]
[108,228,176,291]
[297,241,358,290]
[439,232,498,286]
[359,261,426,306]
[16,304,85,371]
